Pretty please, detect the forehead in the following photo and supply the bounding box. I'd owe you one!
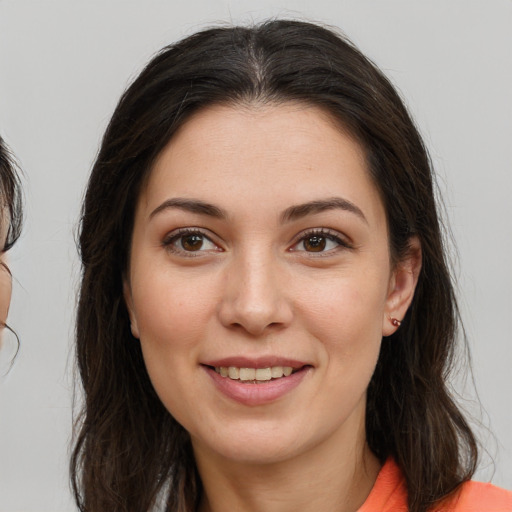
[139,102,385,227]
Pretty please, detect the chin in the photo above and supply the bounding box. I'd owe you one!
[199,437,305,466]
[189,415,339,467]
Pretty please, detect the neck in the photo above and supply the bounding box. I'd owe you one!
[194,427,381,512]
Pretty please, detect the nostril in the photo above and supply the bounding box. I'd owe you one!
[227,320,287,337]
[217,279,293,334]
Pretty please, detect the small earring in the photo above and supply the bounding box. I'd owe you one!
[390,317,401,327]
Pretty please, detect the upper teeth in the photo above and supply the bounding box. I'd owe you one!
[215,366,293,381]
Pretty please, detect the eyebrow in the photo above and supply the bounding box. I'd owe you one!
[281,197,368,224]
[149,198,227,219]
[149,196,367,224]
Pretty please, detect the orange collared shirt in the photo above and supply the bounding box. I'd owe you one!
[358,458,512,512]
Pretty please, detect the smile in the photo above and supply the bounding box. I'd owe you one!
[204,363,310,405]
[214,366,295,382]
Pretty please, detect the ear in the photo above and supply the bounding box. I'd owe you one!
[123,278,140,339]
[382,236,422,336]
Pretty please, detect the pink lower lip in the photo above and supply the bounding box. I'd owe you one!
[203,365,310,406]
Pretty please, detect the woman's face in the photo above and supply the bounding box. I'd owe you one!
[125,103,418,466]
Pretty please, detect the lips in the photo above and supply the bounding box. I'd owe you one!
[201,358,311,405]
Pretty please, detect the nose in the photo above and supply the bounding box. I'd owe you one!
[217,249,293,336]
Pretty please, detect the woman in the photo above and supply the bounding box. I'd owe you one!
[71,20,512,512]
[0,136,22,347]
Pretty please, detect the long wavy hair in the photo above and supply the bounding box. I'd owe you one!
[0,136,23,253]
[72,20,478,512]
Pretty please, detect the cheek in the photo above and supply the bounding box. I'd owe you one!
[132,266,216,346]
[132,281,202,422]
[0,272,12,325]
[299,267,388,332]
[129,268,220,411]
[296,267,387,372]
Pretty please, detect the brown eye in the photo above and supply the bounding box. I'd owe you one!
[303,236,327,252]
[290,230,348,254]
[181,234,204,251]
[164,230,220,255]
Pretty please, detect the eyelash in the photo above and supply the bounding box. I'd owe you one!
[162,227,352,257]
[162,228,221,257]
[290,228,353,255]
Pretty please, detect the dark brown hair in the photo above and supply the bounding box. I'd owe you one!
[0,136,23,253]
[72,20,477,512]
[0,135,23,359]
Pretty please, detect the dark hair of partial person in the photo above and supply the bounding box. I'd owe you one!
[71,19,478,512]
[0,136,23,361]
[0,136,23,255]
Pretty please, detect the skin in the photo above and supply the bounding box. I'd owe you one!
[0,214,12,338]
[125,103,421,512]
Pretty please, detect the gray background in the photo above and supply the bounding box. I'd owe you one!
[0,1,511,510]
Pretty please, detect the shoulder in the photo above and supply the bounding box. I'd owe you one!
[358,458,408,512]
[359,458,512,512]
[438,480,512,512]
